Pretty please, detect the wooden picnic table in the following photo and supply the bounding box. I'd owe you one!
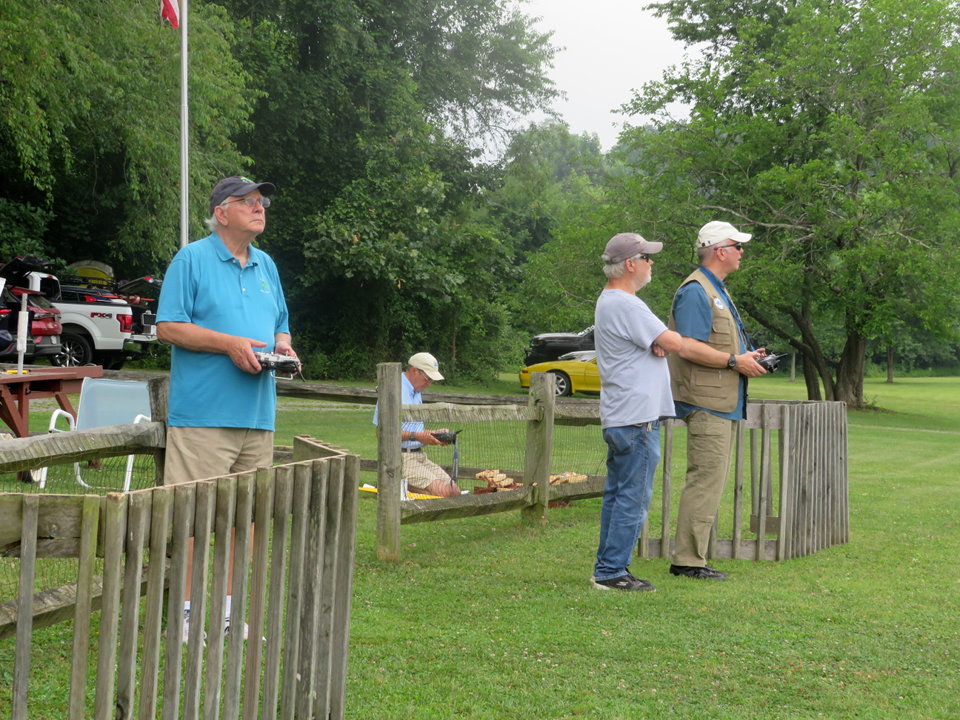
[0,364,103,438]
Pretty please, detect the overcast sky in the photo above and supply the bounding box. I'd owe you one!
[519,0,688,150]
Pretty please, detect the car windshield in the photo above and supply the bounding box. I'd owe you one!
[25,293,55,309]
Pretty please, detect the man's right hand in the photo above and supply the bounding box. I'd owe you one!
[735,350,768,377]
[414,429,446,446]
[227,337,269,374]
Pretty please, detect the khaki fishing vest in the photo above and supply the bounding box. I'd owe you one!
[667,269,742,413]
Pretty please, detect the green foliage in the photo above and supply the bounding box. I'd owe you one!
[0,0,251,276]
[219,0,558,381]
[617,0,960,406]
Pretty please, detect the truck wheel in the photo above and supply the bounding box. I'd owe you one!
[54,332,94,367]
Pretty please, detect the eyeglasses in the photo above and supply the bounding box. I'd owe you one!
[715,243,743,252]
[222,195,271,209]
[628,254,652,263]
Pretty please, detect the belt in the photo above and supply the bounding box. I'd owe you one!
[633,421,660,431]
[401,447,422,453]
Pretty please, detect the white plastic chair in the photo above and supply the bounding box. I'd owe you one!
[36,377,152,491]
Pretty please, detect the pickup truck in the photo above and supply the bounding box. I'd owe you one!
[0,256,157,370]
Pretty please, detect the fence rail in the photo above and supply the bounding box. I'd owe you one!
[375,364,848,564]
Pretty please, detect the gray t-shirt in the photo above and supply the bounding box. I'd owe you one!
[594,288,674,428]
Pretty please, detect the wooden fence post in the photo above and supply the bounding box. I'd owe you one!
[376,362,402,561]
[148,376,168,485]
[521,372,555,524]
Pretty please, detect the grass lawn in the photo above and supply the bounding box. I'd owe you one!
[3,373,959,718]
[274,374,960,719]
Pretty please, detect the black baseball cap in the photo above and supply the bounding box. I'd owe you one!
[209,176,276,213]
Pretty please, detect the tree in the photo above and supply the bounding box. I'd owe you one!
[616,0,960,406]
[220,0,559,379]
[0,0,251,274]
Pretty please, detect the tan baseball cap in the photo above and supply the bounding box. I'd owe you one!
[603,233,663,263]
[408,352,443,381]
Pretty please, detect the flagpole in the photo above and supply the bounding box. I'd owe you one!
[179,0,189,247]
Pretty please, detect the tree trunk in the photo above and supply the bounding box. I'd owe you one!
[886,346,894,383]
[835,332,868,407]
[802,353,822,400]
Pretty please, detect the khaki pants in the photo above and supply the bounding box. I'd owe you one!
[672,410,736,567]
[164,426,274,484]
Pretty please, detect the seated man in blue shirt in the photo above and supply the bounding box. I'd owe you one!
[373,352,459,498]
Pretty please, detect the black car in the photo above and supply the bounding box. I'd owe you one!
[523,326,595,366]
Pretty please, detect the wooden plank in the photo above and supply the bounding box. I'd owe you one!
[755,408,772,560]
[280,463,312,720]
[328,454,359,720]
[376,363,403,561]
[522,373,555,524]
[116,492,150,717]
[161,484,195,720]
[225,473,256,719]
[548,476,605,502]
[183,481,216,720]
[402,402,535,423]
[314,456,346,718]
[262,466,294,720]
[68,495,101,720]
[139,487,173,720]
[1,494,92,551]
[732,420,746,560]
[0,421,165,473]
[643,536,779,561]
[659,423,674,560]
[206,476,238,719]
[401,485,534,524]
[777,405,792,561]
[242,468,275,720]
[12,496,38,720]
[296,460,330,720]
[92,494,124,720]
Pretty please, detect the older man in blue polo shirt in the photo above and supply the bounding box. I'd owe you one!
[157,175,297,638]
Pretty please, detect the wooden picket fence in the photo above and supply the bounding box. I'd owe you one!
[375,363,848,564]
[0,412,358,719]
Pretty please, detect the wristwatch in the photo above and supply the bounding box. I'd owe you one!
[726,354,737,369]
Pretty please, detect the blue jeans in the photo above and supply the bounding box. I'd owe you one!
[594,422,661,581]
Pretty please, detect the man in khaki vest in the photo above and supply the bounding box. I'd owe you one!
[667,221,768,580]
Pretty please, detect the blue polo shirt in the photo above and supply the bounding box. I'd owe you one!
[157,232,290,430]
[672,268,747,421]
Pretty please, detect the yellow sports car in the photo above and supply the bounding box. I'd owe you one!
[518,351,599,396]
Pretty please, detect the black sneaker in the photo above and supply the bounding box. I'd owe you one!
[591,572,656,592]
[669,564,729,580]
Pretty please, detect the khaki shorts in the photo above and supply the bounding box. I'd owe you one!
[164,426,274,485]
[401,450,450,491]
